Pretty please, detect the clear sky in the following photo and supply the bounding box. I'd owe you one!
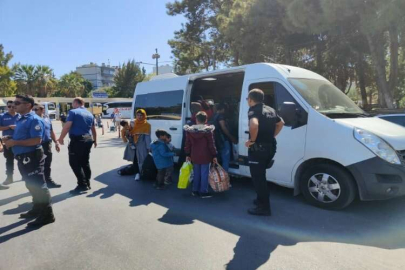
[0,0,184,77]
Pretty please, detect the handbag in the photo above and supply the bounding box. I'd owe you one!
[209,163,230,192]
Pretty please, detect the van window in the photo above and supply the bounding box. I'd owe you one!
[48,103,55,110]
[135,90,183,120]
[249,82,276,108]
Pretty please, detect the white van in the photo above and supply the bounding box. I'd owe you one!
[41,102,57,120]
[132,63,405,209]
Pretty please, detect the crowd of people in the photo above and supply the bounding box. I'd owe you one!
[0,89,284,229]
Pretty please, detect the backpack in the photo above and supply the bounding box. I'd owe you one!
[141,154,158,180]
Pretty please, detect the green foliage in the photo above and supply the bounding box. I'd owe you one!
[54,72,91,98]
[110,60,145,97]
[13,64,57,97]
[0,45,16,96]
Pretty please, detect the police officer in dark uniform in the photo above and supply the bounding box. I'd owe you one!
[4,95,55,226]
[0,100,19,185]
[245,89,284,216]
[57,97,97,194]
[33,103,62,188]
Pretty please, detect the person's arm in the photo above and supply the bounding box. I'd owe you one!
[51,129,60,152]
[158,145,175,158]
[91,125,97,148]
[245,117,259,148]
[121,129,128,143]
[207,132,218,163]
[5,137,41,148]
[275,119,285,137]
[57,121,72,145]
[219,120,237,144]
[5,118,43,148]
[0,117,14,131]
[184,133,192,162]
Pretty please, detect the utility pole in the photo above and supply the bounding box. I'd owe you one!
[152,48,160,75]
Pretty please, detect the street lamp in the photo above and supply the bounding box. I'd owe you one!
[152,48,160,75]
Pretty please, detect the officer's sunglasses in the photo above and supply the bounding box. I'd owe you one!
[7,105,15,109]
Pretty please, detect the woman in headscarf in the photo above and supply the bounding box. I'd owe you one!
[131,109,151,181]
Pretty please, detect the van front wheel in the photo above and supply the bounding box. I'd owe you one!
[300,164,356,210]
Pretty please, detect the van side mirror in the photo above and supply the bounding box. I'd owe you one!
[279,102,307,129]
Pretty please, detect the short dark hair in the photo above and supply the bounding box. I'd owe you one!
[167,133,171,139]
[15,94,35,108]
[73,97,84,105]
[6,100,13,105]
[196,111,207,123]
[120,120,128,127]
[248,89,264,103]
[155,129,169,138]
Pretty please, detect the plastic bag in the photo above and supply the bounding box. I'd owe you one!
[178,162,193,189]
[209,164,230,192]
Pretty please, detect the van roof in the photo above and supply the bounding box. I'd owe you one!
[150,63,327,82]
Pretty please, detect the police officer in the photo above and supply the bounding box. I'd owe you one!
[0,100,19,185]
[4,95,55,226]
[57,97,97,194]
[0,138,9,190]
[33,103,62,188]
[245,89,284,216]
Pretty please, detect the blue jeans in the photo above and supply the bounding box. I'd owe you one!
[193,163,210,193]
[220,141,231,172]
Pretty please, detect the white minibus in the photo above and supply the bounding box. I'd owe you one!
[41,102,56,120]
[103,101,132,119]
[132,63,405,209]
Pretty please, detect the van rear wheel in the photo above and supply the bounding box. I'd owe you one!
[300,164,356,210]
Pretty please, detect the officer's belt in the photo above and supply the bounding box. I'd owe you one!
[15,148,42,160]
[70,134,93,142]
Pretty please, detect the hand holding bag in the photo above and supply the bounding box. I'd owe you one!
[209,163,230,192]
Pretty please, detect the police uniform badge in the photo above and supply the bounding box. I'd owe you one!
[248,111,255,116]
[35,125,41,131]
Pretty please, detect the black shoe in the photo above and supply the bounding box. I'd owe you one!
[0,184,9,190]
[155,185,165,190]
[191,191,200,197]
[70,185,89,194]
[3,176,13,185]
[247,207,271,216]
[47,180,62,188]
[200,192,213,199]
[86,181,91,190]
[27,210,55,227]
[20,209,41,219]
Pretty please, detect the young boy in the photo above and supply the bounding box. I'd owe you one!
[184,111,217,198]
[150,129,175,190]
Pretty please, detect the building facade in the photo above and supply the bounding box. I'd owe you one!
[76,63,117,89]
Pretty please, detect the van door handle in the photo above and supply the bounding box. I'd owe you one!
[245,131,250,134]
[170,127,177,131]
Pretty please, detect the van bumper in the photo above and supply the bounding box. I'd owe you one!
[347,157,405,201]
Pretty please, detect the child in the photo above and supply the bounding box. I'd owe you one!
[150,129,175,190]
[184,111,217,198]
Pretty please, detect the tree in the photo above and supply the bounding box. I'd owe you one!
[0,44,16,97]
[111,60,144,97]
[55,72,87,97]
[13,64,57,97]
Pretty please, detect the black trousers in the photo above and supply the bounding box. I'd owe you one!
[16,149,51,208]
[42,141,53,182]
[68,138,93,187]
[4,146,14,177]
[248,143,276,211]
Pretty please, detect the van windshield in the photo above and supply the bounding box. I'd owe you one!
[289,78,366,118]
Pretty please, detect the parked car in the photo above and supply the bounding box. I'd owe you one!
[377,114,405,128]
[132,63,405,209]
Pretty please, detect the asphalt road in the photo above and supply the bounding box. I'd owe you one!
[1,121,405,270]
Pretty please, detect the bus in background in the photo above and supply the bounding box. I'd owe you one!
[41,102,57,119]
[102,101,132,119]
[85,102,103,116]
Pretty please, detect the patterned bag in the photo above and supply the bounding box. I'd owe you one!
[209,164,230,192]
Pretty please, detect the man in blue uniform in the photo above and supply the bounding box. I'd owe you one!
[0,100,19,185]
[58,97,97,194]
[4,95,55,227]
[33,103,62,188]
[245,89,284,216]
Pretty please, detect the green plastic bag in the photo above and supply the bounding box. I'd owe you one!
[178,162,193,189]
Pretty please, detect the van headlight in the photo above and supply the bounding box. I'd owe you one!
[354,128,401,165]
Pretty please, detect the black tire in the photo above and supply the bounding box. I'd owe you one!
[300,163,357,210]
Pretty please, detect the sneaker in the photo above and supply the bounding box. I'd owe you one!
[46,180,62,188]
[247,207,271,216]
[69,185,89,194]
[86,180,91,190]
[155,185,165,190]
[3,176,13,185]
[191,191,200,197]
[0,184,9,190]
[200,192,212,199]
[134,173,141,181]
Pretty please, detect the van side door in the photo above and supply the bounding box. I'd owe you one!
[240,79,308,185]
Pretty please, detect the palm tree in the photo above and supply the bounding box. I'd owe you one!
[35,65,56,97]
[58,72,85,97]
[13,64,37,95]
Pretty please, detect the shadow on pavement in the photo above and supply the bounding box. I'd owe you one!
[88,167,405,270]
[0,219,41,244]
[96,137,125,149]
[0,192,30,207]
